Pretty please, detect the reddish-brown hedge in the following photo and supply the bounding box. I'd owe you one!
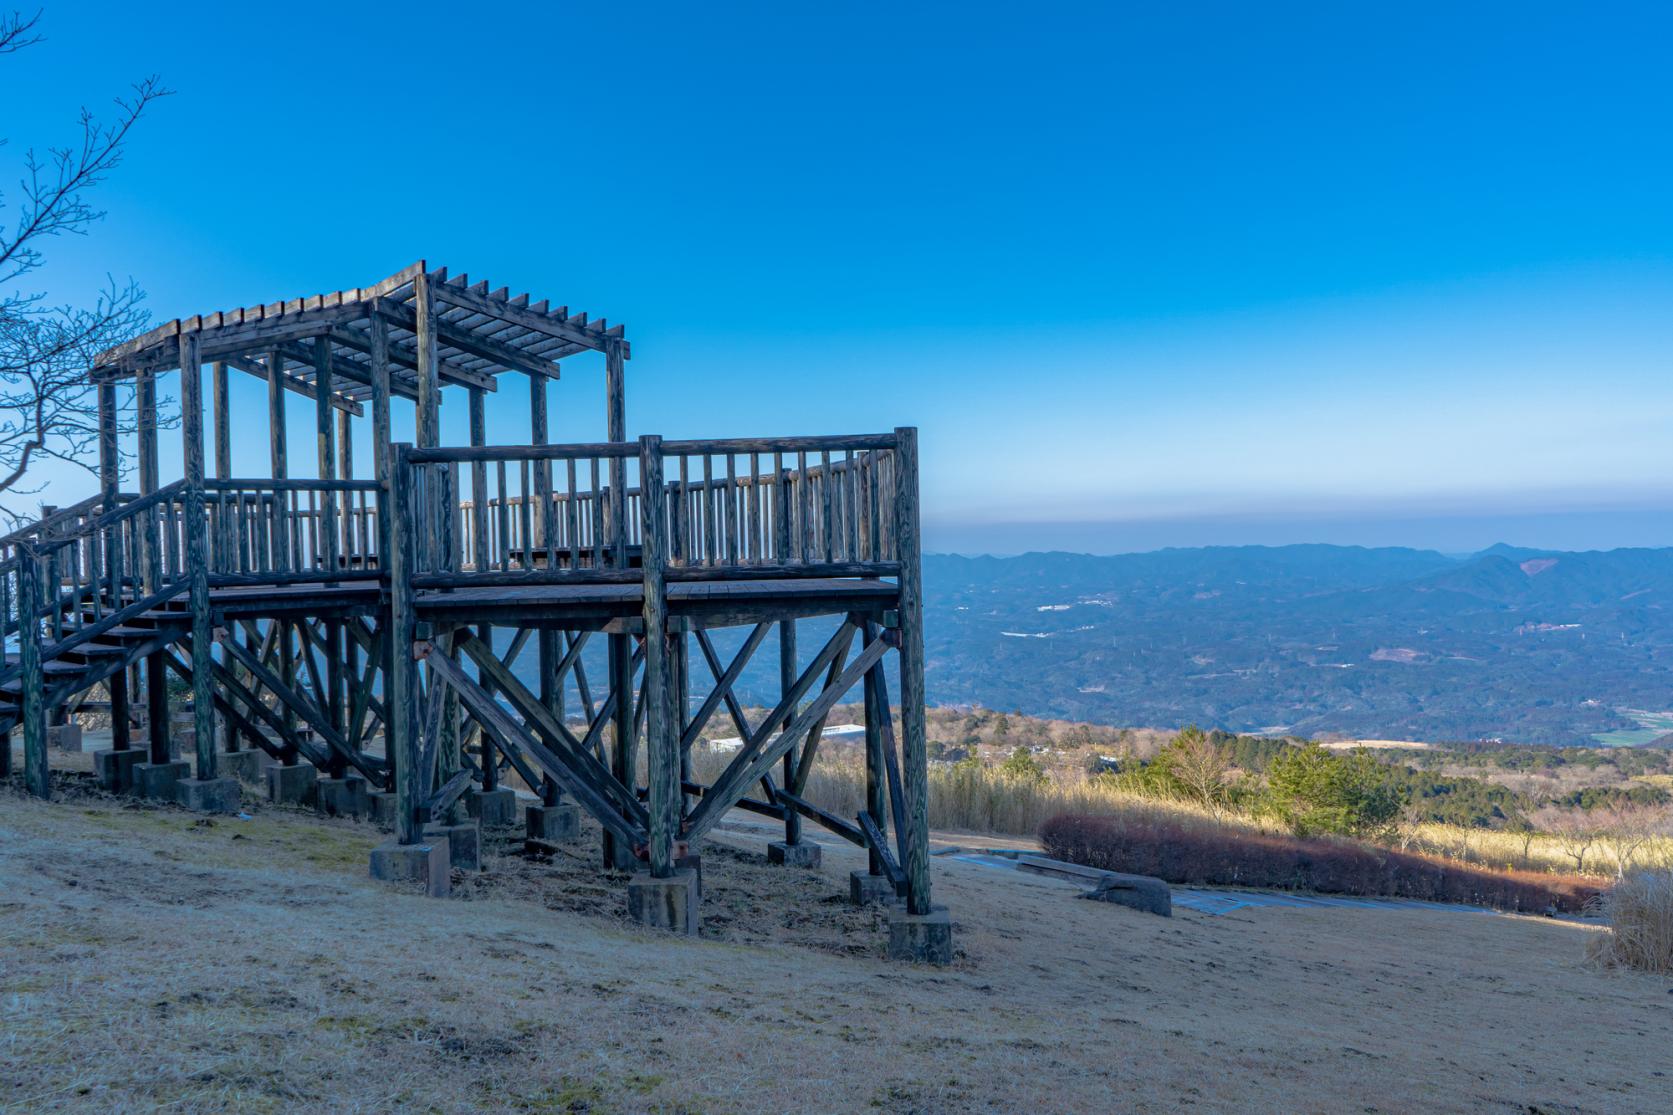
[1039,812,1603,913]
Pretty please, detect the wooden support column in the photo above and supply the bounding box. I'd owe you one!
[212,360,231,479]
[530,373,561,803]
[18,543,46,797]
[137,363,168,764]
[266,347,289,563]
[266,346,298,752]
[337,406,360,760]
[863,618,887,876]
[639,436,677,877]
[370,312,395,790]
[180,330,216,781]
[467,386,498,794]
[779,619,801,845]
[209,361,237,753]
[414,269,439,448]
[315,337,347,779]
[674,625,691,816]
[388,443,420,843]
[603,338,633,866]
[97,381,130,752]
[893,427,932,915]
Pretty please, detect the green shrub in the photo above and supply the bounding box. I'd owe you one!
[999,746,1047,785]
[1265,743,1402,839]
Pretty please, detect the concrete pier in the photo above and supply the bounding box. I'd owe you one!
[369,840,451,898]
[887,905,954,965]
[266,762,317,806]
[626,869,699,935]
[768,840,822,868]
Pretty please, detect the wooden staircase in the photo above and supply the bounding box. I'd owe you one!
[0,594,191,737]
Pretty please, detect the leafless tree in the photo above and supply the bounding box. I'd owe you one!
[1532,806,1599,875]
[1168,725,1233,818]
[0,10,169,522]
[1596,803,1673,878]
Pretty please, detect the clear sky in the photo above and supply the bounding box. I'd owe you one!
[8,2,1672,554]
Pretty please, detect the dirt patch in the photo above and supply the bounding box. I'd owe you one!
[455,818,905,960]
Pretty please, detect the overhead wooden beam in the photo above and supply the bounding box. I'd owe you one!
[430,280,618,354]
[373,298,562,380]
[328,324,499,392]
[225,353,363,415]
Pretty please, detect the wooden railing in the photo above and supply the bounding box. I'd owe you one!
[399,432,907,588]
[0,482,187,683]
[201,479,381,585]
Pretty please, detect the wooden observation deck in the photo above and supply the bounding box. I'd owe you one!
[0,262,941,952]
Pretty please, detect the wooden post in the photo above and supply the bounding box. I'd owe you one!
[267,346,297,750]
[315,338,347,780]
[370,312,395,792]
[18,544,47,798]
[530,374,560,802]
[468,386,498,795]
[414,268,439,449]
[266,347,289,562]
[137,363,168,763]
[210,360,237,754]
[337,406,359,759]
[605,338,633,866]
[674,626,691,816]
[639,436,676,877]
[212,360,231,480]
[97,380,130,752]
[780,619,801,845]
[389,443,420,843]
[863,618,887,876]
[893,427,931,915]
[180,330,217,781]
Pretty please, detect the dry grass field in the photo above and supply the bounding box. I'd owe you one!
[3,782,1672,1114]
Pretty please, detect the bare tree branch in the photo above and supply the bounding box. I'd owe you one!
[0,11,169,523]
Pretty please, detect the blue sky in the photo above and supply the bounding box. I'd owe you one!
[8,2,1673,553]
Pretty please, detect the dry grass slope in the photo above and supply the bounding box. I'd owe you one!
[4,781,1673,1113]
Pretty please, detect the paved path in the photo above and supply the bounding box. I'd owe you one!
[941,851,1496,917]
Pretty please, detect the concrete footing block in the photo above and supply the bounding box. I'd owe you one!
[768,840,822,868]
[525,802,581,844]
[175,776,242,814]
[48,724,84,752]
[365,790,397,829]
[133,760,190,801]
[887,904,954,965]
[369,840,451,897]
[93,748,145,794]
[675,853,703,902]
[850,870,895,906]
[266,762,318,806]
[218,749,264,785]
[316,776,369,819]
[424,821,481,871]
[466,786,519,827]
[626,869,699,935]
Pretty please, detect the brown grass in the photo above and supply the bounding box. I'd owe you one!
[1588,869,1673,975]
[5,782,1673,1112]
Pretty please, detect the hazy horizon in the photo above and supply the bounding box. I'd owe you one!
[925,505,1673,558]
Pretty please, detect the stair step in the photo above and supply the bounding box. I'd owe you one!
[91,626,173,642]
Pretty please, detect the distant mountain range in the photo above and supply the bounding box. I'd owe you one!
[918,543,1673,746]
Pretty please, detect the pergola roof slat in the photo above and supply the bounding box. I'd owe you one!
[91,263,625,397]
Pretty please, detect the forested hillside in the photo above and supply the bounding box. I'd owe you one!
[918,544,1673,746]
